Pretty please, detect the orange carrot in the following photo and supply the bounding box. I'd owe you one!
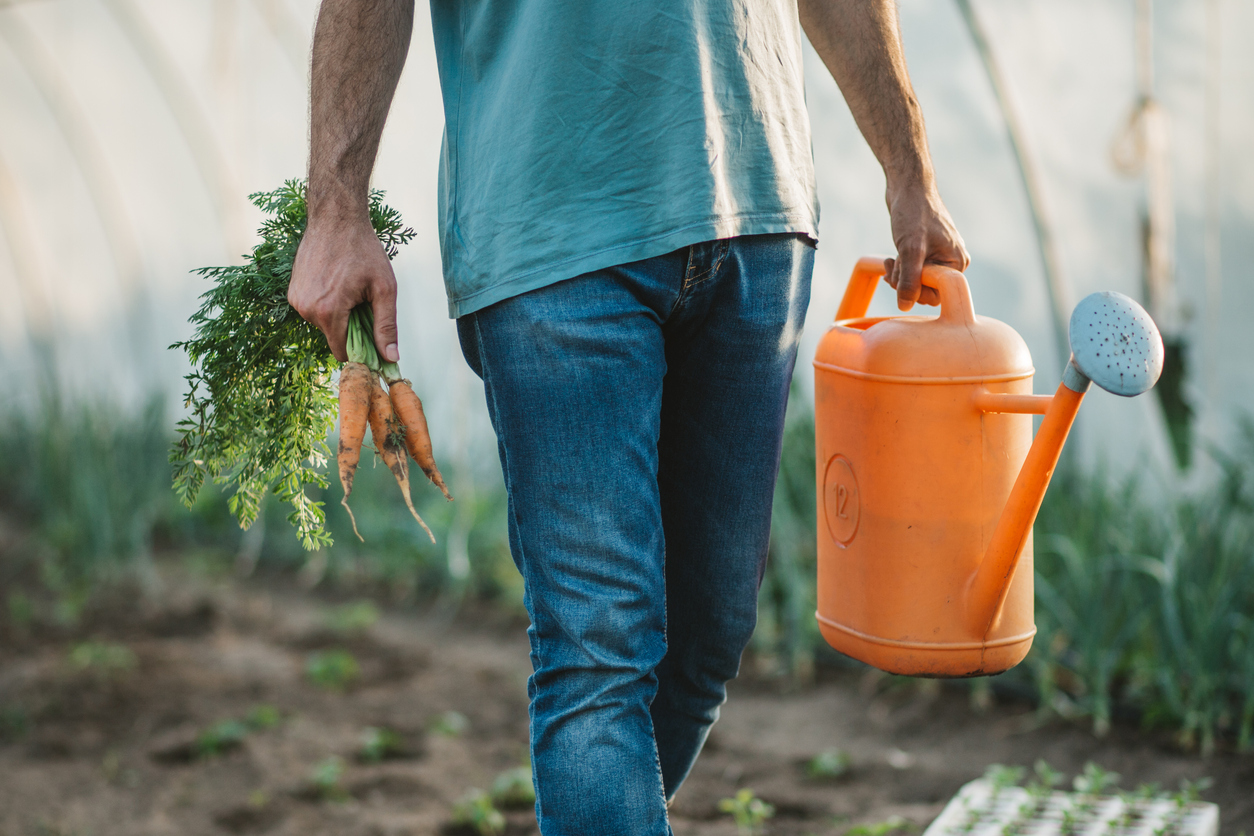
[369,377,435,544]
[337,361,373,541]
[387,379,453,502]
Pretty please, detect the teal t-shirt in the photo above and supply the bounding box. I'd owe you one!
[428,0,820,317]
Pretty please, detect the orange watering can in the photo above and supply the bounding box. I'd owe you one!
[813,257,1163,677]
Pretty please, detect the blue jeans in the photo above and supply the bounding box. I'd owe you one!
[457,234,814,835]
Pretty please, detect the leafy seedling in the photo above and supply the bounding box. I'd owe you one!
[490,765,535,809]
[1074,762,1120,796]
[1173,777,1213,807]
[306,649,360,691]
[68,642,137,678]
[196,719,250,758]
[846,817,913,836]
[358,726,404,763]
[309,756,348,802]
[984,764,1027,794]
[451,789,505,836]
[807,748,852,779]
[325,601,380,635]
[719,788,776,836]
[430,710,469,737]
[246,704,281,730]
[1026,759,1064,798]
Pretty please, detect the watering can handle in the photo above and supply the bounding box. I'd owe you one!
[835,257,977,326]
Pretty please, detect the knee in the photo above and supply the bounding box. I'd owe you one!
[529,597,668,712]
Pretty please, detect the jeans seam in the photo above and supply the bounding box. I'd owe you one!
[668,245,699,318]
[687,239,729,290]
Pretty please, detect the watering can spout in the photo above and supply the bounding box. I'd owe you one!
[966,293,1165,638]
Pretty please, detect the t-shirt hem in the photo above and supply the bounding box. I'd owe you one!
[446,211,818,318]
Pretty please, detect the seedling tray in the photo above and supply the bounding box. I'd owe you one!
[923,779,1219,836]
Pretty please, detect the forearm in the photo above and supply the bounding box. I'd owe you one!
[308,0,415,225]
[799,0,933,190]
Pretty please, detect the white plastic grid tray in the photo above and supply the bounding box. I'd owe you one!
[923,779,1219,836]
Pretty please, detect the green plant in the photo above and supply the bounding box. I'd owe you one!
[358,726,403,763]
[451,789,505,836]
[718,788,776,836]
[68,641,137,677]
[490,765,535,809]
[1138,447,1254,755]
[1172,777,1213,807]
[430,710,469,737]
[984,764,1026,794]
[195,719,250,757]
[309,755,348,801]
[1025,760,1064,799]
[246,704,281,730]
[806,748,852,779]
[1233,613,1254,752]
[171,180,414,549]
[0,392,174,586]
[305,649,360,691]
[325,600,380,635]
[1073,762,1120,796]
[846,816,912,836]
[1030,465,1154,737]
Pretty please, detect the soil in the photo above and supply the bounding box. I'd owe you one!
[0,573,1250,836]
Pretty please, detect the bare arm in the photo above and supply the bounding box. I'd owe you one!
[799,0,968,310]
[288,0,416,362]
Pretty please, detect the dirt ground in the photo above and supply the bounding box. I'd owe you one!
[0,574,1250,836]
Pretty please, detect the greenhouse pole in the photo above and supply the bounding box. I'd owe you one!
[0,149,54,358]
[953,0,1073,373]
[0,11,145,302]
[1202,0,1222,409]
[0,7,155,378]
[100,0,248,254]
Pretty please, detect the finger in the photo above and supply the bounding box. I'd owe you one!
[883,257,897,290]
[955,236,971,271]
[895,242,926,312]
[916,282,940,307]
[324,306,349,364]
[370,276,400,364]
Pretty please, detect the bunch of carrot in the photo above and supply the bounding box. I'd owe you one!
[172,180,450,549]
[337,307,451,543]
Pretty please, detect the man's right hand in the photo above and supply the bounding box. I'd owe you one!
[288,218,400,364]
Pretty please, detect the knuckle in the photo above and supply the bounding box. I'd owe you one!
[311,302,337,326]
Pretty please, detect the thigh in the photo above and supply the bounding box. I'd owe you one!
[456,258,681,673]
[657,234,815,676]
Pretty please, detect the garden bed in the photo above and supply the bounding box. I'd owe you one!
[0,571,1250,836]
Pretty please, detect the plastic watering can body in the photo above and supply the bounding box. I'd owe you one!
[813,258,1163,678]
